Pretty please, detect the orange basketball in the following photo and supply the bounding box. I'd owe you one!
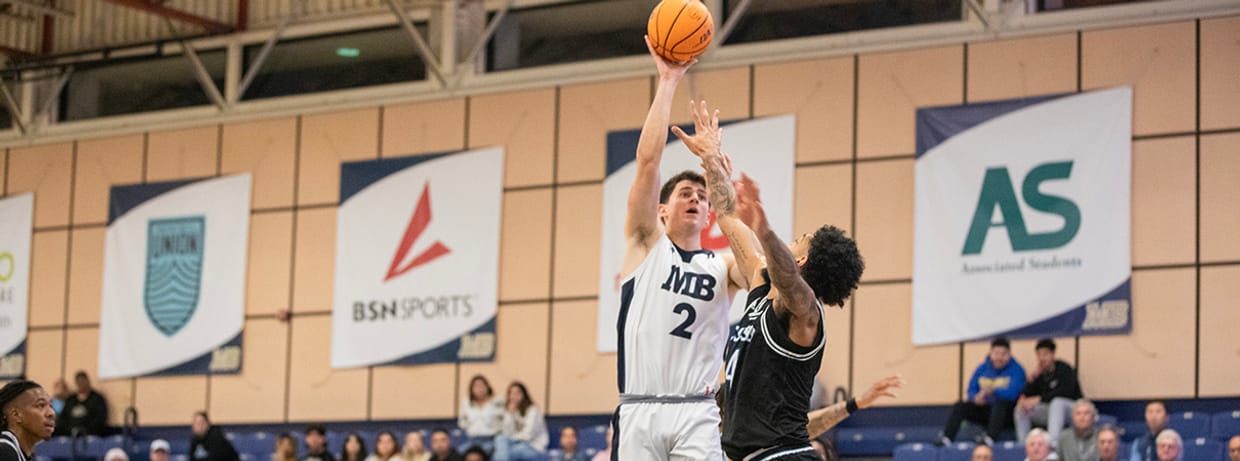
[647,0,714,63]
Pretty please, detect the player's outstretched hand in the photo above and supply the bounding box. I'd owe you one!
[856,375,904,409]
[670,100,722,163]
[734,173,763,228]
[645,35,696,81]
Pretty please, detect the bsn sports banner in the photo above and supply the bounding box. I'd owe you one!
[0,194,33,380]
[912,88,1132,345]
[597,116,796,352]
[99,174,250,378]
[333,147,503,368]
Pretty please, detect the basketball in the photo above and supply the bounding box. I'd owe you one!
[647,0,714,63]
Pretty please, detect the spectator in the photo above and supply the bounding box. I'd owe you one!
[365,432,399,461]
[1016,339,1083,446]
[0,380,57,461]
[553,427,586,461]
[1097,427,1121,461]
[402,432,431,461]
[462,447,488,461]
[302,425,335,461]
[104,447,130,461]
[1229,435,1240,461]
[340,433,366,461]
[493,382,547,461]
[1057,399,1098,461]
[940,337,1026,446]
[589,426,612,461]
[273,433,298,461]
[1024,428,1053,461]
[190,411,240,461]
[459,375,502,452]
[973,445,994,461]
[151,439,172,461]
[49,379,69,415]
[1154,429,1181,461]
[1129,401,1168,461]
[56,371,108,436]
[429,429,463,461]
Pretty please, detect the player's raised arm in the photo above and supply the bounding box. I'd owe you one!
[806,375,904,438]
[671,100,763,292]
[734,174,819,346]
[624,37,696,259]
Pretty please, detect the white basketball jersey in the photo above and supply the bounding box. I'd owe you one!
[617,234,731,396]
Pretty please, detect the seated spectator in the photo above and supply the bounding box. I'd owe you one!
[1016,339,1082,446]
[940,337,1026,446]
[273,433,298,461]
[429,429,463,461]
[589,426,612,461]
[365,432,400,461]
[302,425,335,461]
[459,375,503,452]
[462,446,489,461]
[190,411,240,461]
[1129,401,1168,461]
[1023,428,1053,461]
[151,439,172,461]
[1097,426,1121,461]
[340,433,366,461]
[56,371,108,436]
[1229,435,1239,461]
[402,431,431,461]
[493,382,547,461]
[553,427,586,461]
[49,379,69,415]
[1154,429,1181,461]
[973,445,994,461]
[1057,399,1098,461]
[104,447,130,461]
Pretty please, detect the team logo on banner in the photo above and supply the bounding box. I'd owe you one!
[333,147,503,368]
[912,88,1132,345]
[597,116,796,352]
[99,175,250,378]
[145,217,205,336]
[0,194,33,380]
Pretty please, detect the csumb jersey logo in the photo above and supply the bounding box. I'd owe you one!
[333,147,503,368]
[145,216,205,336]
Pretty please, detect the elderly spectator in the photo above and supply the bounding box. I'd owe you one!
[1024,428,1054,461]
[940,337,1026,446]
[104,447,130,461]
[1058,399,1098,461]
[1154,430,1181,461]
[974,445,994,461]
[1229,435,1240,461]
[1129,401,1168,461]
[151,439,172,461]
[1016,339,1083,447]
[1097,427,1121,461]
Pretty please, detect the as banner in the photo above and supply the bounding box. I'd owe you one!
[0,194,33,380]
[332,147,504,368]
[597,116,796,352]
[912,88,1132,345]
[98,175,250,378]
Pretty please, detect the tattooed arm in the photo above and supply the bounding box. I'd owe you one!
[807,375,904,439]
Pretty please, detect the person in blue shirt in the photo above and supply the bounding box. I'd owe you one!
[938,337,1026,446]
[1128,400,1168,461]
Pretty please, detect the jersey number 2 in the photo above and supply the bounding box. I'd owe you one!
[670,303,696,339]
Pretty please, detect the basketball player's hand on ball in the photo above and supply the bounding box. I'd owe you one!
[734,173,764,229]
[645,35,696,81]
[857,375,904,409]
[670,100,721,163]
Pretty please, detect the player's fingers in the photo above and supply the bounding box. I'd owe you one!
[670,126,693,146]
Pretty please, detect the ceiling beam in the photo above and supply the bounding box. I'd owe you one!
[103,0,233,34]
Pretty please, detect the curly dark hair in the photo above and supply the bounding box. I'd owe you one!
[802,225,864,307]
[658,171,706,204]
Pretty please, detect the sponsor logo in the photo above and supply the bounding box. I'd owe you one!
[144,217,205,336]
[963,161,1081,255]
[0,252,13,282]
[385,182,450,281]
[1081,300,1129,330]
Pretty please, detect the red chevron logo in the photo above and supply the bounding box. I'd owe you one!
[384,182,451,282]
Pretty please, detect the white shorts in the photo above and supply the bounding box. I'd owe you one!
[613,400,724,461]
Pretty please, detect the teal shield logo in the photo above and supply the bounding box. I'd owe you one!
[145,216,205,336]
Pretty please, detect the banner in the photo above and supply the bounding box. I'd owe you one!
[332,147,503,368]
[98,175,250,378]
[0,194,33,380]
[912,88,1132,345]
[597,116,796,352]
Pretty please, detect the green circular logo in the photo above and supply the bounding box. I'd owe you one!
[0,252,13,282]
